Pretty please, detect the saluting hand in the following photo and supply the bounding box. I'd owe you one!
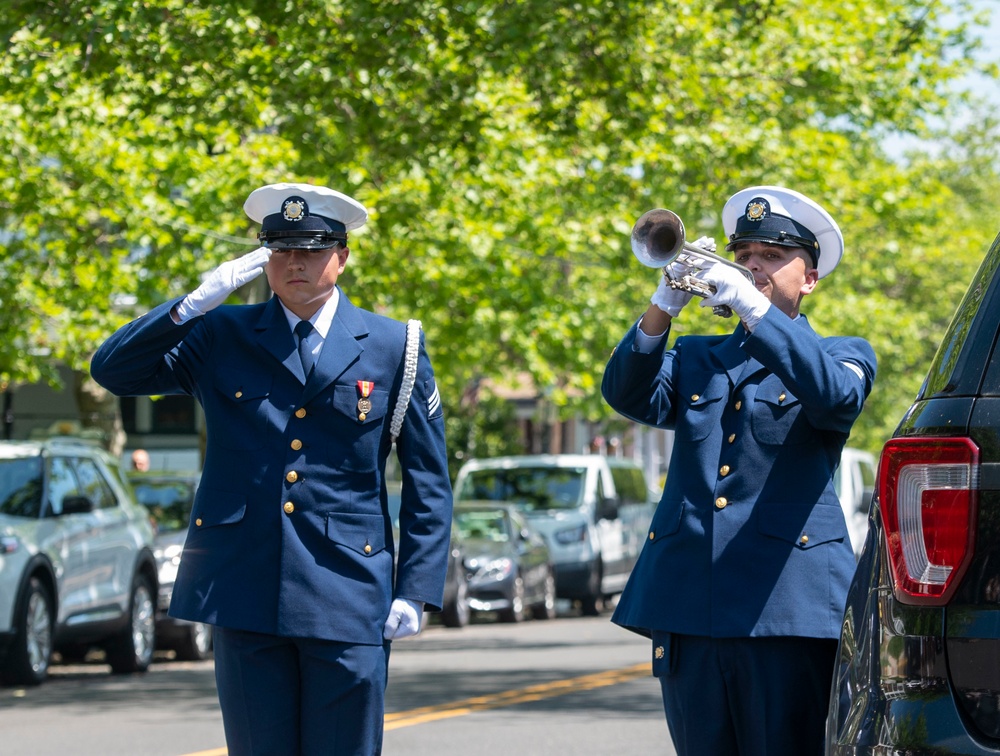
[173,247,272,324]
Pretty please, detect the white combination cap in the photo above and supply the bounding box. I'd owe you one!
[722,186,843,278]
[244,182,368,249]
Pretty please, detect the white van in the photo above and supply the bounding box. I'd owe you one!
[452,454,655,615]
[836,447,877,557]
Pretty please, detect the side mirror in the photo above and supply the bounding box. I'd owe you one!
[61,494,96,515]
[598,496,619,521]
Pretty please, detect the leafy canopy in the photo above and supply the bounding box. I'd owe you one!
[2,0,998,455]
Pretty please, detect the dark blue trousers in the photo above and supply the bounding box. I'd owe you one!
[652,633,837,756]
[213,626,391,756]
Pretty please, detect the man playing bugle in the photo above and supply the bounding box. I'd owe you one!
[602,186,876,756]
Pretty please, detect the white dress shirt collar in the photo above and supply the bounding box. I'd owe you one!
[277,287,340,338]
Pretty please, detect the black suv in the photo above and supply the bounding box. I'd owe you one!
[827,233,1000,753]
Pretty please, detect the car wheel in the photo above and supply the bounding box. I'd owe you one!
[441,576,471,628]
[532,569,557,620]
[174,622,213,662]
[580,561,604,616]
[1,576,54,686]
[106,572,156,674]
[499,576,525,623]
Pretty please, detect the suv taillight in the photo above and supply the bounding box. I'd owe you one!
[879,436,979,606]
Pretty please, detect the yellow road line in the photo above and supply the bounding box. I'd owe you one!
[384,662,651,730]
[180,662,651,753]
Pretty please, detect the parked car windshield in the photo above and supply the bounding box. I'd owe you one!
[0,458,44,518]
[455,509,509,541]
[131,478,197,533]
[459,467,586,511]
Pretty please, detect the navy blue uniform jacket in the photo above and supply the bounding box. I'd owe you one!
[602,308,875,640]
[91,290,453,646]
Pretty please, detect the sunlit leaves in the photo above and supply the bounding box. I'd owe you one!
[1,0,998,455]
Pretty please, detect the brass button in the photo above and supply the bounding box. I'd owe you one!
[691,394,700,402]
[291,439,303,451]
[799,534,809,545]
[195,518,203,527]
[715,497,728,509]
[295,408,307,419]
[734,400,742,411]
[720,465,730,477]
[728,434,736,444]
[649,531,655,540]
[654,646,665,659]
[235,391,243,399]
[779,393,786,403]
[364,544,372,554]
[359,412,367,422]
[283,501,295,514]
[286,471,298,483]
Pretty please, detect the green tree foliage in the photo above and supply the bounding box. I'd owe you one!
[2,0,998,455]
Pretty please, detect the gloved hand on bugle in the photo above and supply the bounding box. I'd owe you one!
[699,263,770,330]
[649,236,717,318]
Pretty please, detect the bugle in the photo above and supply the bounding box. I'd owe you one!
[630,208,755,318]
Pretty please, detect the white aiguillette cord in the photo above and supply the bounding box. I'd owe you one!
[390,319,421,442]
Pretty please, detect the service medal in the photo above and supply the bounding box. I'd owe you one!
[357,380,374,421]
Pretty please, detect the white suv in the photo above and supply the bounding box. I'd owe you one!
[0,438,158,685]
[835,446,877,557]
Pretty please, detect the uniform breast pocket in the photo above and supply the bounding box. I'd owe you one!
[210,373,273,450]
[330,385,390,472]
[675,391,724,442]
[750,382,810,446]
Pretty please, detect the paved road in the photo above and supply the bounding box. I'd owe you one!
[1,611,674,755]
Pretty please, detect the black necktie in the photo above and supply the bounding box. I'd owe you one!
[295,320,315,377]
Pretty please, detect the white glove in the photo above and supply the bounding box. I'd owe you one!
[699,263,770,330]
[174,247,272,323]
[650,273,694,317]
[382,598,424,640]
[690,235,716,254]
[649,236,717,318]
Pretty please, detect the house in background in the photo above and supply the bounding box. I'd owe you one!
[4,365,203,471]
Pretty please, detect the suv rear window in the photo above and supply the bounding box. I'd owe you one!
[923,235,1000,397]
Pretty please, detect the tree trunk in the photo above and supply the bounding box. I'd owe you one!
[74,367,126,457]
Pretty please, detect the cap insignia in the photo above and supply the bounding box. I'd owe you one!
[745,200,768,222]
[282,197,308,222]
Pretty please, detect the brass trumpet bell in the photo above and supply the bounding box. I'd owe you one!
[630,208,756,318]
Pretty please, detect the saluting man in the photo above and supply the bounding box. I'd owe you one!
[603,186,876,756]
[91,182,453,756]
